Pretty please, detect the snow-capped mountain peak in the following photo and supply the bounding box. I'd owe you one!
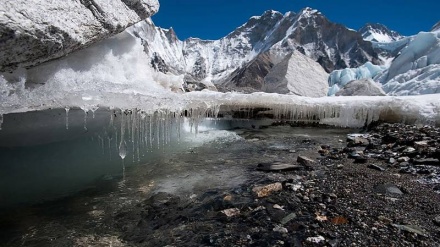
[359,23,403,43]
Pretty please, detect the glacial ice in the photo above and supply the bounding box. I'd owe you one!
[0,24,439,131]
[378,30,440,95]
[328,62,386,95]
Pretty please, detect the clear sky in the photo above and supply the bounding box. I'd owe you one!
[152,0,439,40]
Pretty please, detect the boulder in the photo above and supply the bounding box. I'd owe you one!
[0,0,159,72]
[336,78,386,96]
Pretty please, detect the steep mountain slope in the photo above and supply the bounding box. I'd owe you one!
[132,8,379,95]
[359,23,403,43]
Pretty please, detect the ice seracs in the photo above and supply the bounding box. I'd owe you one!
[378,29,440,95]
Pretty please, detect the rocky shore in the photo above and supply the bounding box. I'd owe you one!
[115,123,440,246]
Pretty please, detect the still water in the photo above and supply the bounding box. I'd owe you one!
[0,109,353,246]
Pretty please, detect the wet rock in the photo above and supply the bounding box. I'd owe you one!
[252,183,283,198]
[389,158,396,164]
[368,164,385,171]
[257,162,302,171]
[374,184,403,196]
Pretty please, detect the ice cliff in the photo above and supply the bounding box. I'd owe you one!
[0,0,160,72]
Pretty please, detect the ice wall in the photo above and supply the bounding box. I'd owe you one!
[328,62,386,96]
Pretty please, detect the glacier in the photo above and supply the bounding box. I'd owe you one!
[1,25,440,129]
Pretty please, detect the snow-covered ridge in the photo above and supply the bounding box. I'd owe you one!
[359,23,403,43]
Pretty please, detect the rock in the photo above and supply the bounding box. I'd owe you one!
[392,224,428,237]
[0,0,160,71]
[297,156,316,168]
[413,158,439,166]
[306,236,325,243]
[252,183,283,198]
[336,78,386,96]
[257,162,302,171]
[368,164,385,171]
[272,226,288,234]
[221,208,240,217]
[280,213,297,225]
[336,164,344,169]
[273,204,285,210]
[374,184,403,196]
[397,157,410,162]
[434,216,440,226]
[354,156,369,164]
[388,158,396,164]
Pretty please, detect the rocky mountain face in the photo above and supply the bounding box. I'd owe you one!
[359,23,403,43]
[0,0,160,72]
[432,21,440,32]
[133,8,379,96]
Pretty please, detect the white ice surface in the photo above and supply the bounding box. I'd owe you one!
[0,26,439,128]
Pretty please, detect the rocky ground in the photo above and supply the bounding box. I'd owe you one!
[114,123,440,247]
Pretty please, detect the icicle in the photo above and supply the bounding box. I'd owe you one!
[83,109,88,131]
[0,114,3,131]
[119,112,127,185]
[91,106,98,119]
[109,108,115,127]
[64,107,70,130]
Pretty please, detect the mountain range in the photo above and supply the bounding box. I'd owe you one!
[131,7,439,97]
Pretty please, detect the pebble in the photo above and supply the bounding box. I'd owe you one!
[272,226,288,234]
[367,164,385,171]
[252,183,283,198]
[306,236,325,243]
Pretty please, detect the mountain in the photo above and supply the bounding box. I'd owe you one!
[132,8,379,96]
[359,23,403,43]
[432,21,440,32]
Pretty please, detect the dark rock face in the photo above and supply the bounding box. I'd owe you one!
[221,52,274,92]
[285,9,381,72]
[0,0,160,72]
[432,21,440,32]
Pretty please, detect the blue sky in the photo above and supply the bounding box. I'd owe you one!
[152,0,439,40]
